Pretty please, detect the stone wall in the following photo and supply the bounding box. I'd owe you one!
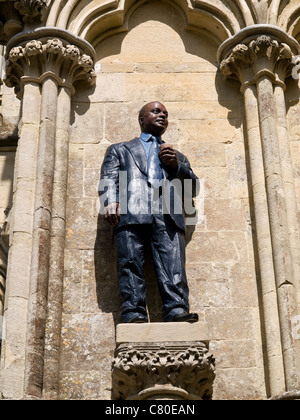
[0,0,300,400]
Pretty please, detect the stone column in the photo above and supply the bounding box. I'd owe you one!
[218,25,300,397]
[0,45,4,104]
[1,27,95,400]
[0,213,9,350]
[112,323,215,400]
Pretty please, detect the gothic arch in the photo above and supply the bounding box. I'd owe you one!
[46,0,239,47]
[278,1,300,43]
[45,0,300,49]
[1,1,300,48]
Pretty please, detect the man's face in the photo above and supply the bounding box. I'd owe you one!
[139,102,169,136]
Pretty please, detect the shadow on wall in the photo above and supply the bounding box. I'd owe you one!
[95,0,218,67]
[214,65,300,127]
[70,83,96,126]
[94,211,165,325]
[94,214,120,326]
[214,69,243,129]
[285,74,300,113]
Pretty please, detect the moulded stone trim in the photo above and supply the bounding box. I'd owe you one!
[45,0,300,47]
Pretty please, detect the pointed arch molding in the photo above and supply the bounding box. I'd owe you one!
[44,0,300,47]
[46,0,229,46]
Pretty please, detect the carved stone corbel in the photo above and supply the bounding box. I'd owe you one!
[112,342,215,400]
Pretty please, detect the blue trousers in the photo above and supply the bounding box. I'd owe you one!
[115,215,190,322]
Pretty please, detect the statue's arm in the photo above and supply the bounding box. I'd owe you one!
[100,145,121,227]
[175,153,199,198]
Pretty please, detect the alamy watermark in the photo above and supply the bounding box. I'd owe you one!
[98,173,205,226]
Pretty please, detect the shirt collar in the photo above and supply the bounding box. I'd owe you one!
[140,132,162,143]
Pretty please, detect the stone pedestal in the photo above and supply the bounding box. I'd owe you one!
[112,322,215,401]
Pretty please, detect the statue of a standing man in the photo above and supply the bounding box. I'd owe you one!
[100,101,199,324]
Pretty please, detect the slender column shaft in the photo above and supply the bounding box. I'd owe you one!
[274,85,300,385]
[0,209,9,355]
[0,81,40,399]
[274,85,300,311]
[43,85,72,399]
[256,74,298,391]
[24,76,58,399]
[243,83,285,395]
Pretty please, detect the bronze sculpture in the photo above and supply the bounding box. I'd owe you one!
[100,102,199,323]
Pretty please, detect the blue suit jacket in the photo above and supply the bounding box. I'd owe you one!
[100,137,198,232]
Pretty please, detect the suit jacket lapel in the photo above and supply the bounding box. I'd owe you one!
[124,137,147,176]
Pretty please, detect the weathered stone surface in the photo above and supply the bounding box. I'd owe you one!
[112,341,215,400]
[1,0,300,402]
[116,322,209,345]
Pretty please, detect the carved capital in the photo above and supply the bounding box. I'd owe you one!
[249,36,293,82]
[14,0,48,23]
[0,2,23,43]
[112,342,215,400]
[4,29,96,96]
[220,35,295,87]
[219,43,252,84]
[218,26,300,89]
[0,1,49,44]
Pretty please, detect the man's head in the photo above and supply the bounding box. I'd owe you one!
[139,101,169,137]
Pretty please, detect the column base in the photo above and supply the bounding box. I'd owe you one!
[112,322,215,400]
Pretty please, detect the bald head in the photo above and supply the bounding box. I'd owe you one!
[138,102,169,136]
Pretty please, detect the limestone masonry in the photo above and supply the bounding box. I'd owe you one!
[0,0,300,400]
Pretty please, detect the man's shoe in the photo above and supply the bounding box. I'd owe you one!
[127,315,148,323]
[171,313,199,323]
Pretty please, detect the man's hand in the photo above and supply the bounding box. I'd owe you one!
[159,144,179,172]
[103,202,121,227]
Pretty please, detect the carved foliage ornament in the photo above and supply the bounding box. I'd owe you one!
[220,35,295,84]
[112,343,216,400]
[0,1,48,43]
[0,2,23,43]
[14,0,48,23]
[5,37,96,94]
